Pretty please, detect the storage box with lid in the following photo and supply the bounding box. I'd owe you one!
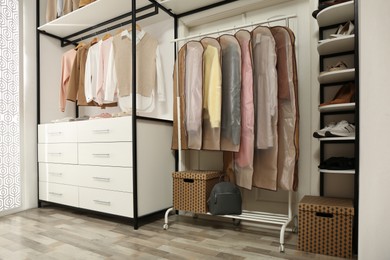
[173,170,221,213]
[298,195,354,258]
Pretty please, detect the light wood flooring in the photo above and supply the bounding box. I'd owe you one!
[0,206,351,259]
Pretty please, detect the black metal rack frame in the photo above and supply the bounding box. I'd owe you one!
[36,0,239,230]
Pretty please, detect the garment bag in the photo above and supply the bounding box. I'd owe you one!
[219,35,242,152]
[185,42,204,150]
[200,38,222,151]
[234,30,255,190]
[271,26,299,191]
[252,26,279,191]
[172,44,188,150]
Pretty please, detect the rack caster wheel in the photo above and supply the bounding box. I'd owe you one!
[163,224,169,230]
[279,244,285,253]
[233,219,241,226]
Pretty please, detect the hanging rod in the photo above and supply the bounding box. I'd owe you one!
[172,14,297,43]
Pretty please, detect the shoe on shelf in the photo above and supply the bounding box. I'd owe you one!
[330,21,354,38]
[327,61,348,72]
[313,122,336,138]
[312,0,352,18]
[319,82,355,107]
[325,120,355,137]
[318,156,355,170]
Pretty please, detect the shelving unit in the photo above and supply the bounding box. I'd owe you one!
[314,0,359,253]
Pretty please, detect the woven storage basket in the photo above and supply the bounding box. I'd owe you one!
[173,170,221,213]
[298,195,354,258]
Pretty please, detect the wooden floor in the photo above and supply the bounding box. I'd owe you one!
[0,206,350,260]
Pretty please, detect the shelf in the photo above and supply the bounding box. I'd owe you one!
[317,1,354,27]
[318,102,355,113]
[318,68,355,84]
[319,136,355,141]
[318,35,354,56]
[319,169,355,175]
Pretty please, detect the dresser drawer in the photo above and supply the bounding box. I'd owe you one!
[38,143,78,164]
[39,182,78,207]
[78,165,132,192]
[38,122,77,143]
[77,117,132,142]
[78,143,132,167]
[39,163,79,185]
[79,187,133,217]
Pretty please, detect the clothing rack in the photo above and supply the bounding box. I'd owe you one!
[163,14,298,253]
[172,14,297,43]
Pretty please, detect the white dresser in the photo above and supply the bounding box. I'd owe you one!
[38,116,174,218]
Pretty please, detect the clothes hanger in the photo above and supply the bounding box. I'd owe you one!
[74,42,86,50]
[128,23,142,32]
[90,36,98,45]
[102,33,112,40]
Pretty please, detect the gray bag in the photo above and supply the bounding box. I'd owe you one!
[207,182,242,215]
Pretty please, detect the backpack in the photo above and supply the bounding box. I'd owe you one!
[207,182,242,215]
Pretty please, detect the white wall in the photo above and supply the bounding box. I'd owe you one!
[358,0,390,258]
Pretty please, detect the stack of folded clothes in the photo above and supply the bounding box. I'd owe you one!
[318,157,355,170]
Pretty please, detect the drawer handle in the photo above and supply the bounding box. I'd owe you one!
[49,192,63,196]
[93,177,111,182]
[92,153,110,158]
[49,172,63,176]
[92,129,110,134]
[93,200,111,206]
[48,131,63,136]
[48,153,62,156]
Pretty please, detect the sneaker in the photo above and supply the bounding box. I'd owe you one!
[313,122,336,138]
[325,120,355,137]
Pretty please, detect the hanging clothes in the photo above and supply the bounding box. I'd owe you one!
[97,36,113,105]
[172,44,189,150]
[185,41,204,150]
[67,40,96,106]
[59,48,77,112]
[105,29,165,114]
[219,35,242,152]
[84,40,102,104]
[200,38,222,151]
[234,30,255,190]
[252,26,279,191]
[271,26,299,191]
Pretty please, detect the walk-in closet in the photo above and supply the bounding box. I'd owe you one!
[4,0,390,258]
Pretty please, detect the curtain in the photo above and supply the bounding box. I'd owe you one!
[0,0,20,212]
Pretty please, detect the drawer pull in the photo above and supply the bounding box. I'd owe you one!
[93,200,111,206]
[48,131,62,136]
[92,129,110,134]
[49,192,63,196]
[49,172,63,176]
[48,153,62,156]
[92,153,110,158]
[93,177,111,182]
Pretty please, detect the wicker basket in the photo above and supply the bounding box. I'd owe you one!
[298,195,354,258]
[172,170,221,213]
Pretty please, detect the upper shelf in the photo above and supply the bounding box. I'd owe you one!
[318,68,355,84]
[317,1,354,28]
[318,35,354,56]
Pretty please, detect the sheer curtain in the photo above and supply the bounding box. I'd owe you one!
[0,0,20,212]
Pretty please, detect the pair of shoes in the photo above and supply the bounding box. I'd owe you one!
[313,120,355,138]
[327,61,348,72]
[313,122,336,138]
[330,21,354,38]
[312,0,352,18]
[319,82,355,107]
[326,120,355,137]
[318,157,355,170]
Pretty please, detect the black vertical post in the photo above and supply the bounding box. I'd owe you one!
[36,0,41,208]
[353,0,359,254]
[131,0,138,230]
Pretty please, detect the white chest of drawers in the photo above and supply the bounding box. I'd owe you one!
[38,117,174,220]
